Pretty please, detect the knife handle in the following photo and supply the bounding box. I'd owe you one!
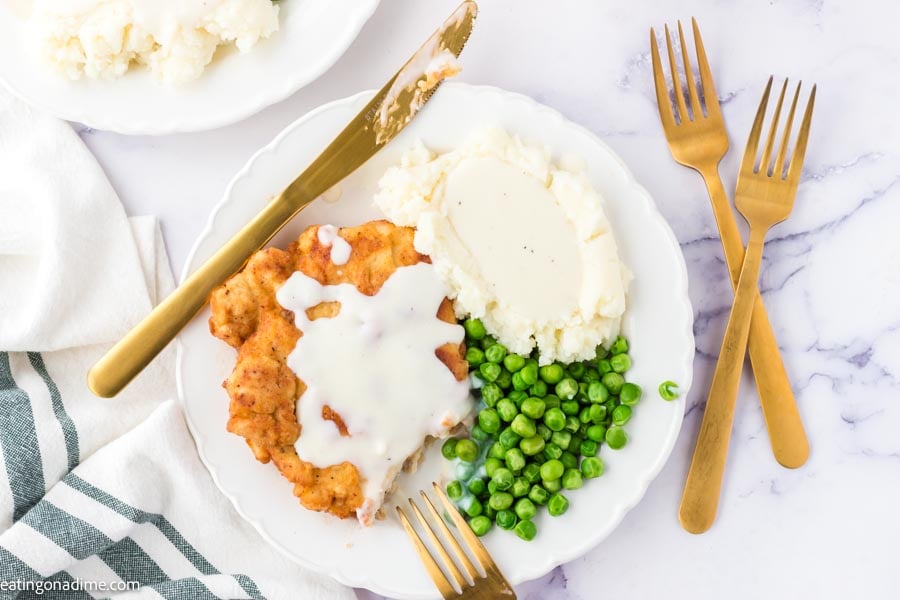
[87,197,300,398]
[701,166,809,468]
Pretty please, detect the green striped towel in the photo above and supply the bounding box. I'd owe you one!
[0,90,354,600]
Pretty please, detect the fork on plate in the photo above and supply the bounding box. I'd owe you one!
[397,483,516,599]
[650,19,810,469]
[679,77,816,533]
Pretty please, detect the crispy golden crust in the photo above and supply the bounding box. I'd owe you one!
[209,220,467,520]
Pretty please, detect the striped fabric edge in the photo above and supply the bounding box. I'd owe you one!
[26,353,80,472]
[63,475,266,600]
[0,352,45,522]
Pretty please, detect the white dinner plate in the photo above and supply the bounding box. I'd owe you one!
[0,0,380,134]
[177,83,694,599]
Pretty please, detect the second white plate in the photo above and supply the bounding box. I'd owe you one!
[177,83,694,599]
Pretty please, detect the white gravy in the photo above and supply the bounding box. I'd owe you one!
[276,261,470,526]
[443,156,583,320]
[316,224,352,266]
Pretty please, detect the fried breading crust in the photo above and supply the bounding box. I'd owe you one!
[209,220,467,520]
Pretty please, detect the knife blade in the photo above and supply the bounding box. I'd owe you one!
[88,1,478,398]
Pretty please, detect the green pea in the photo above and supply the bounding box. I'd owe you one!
[488,492,514,511]
[523,463,542,484]
[564,416,581,433]
[446,480,464,501]
[495,368,513,390]
[519,435,545,456]
[514,519,537,541]
[555,378,579,400]
[511,414,536,438]
[537,424,552,441]
[463,318,487,340]
[547,493,570,517]
[588,404,606,424]
[470,424,490,442]
[595,344,609,360]
[587,381,609,403]
[485,343,508,364]
[505,448,526,472]
[539,364,565,384]
[620,383,642,407]
[511,371,529,391]
[543,407,566,432]
[456,439,478,462]
[601,372,625,395]
[487,480,498,495]
[586,425,607,442]
[488,442,506,460]
[528,484,550,505]
[561,400,580,416]
[529,380,548,398]
[610,353,631,373]
[519,363,539,386]
[581,456,605,479]
[577,382,589,403]
[441,438,458,460]
[514,498,537,521]
[521,397,546,420]
[496,509,518,530]
[567,362,586,379]
[478,408,501,434]
[467,478,487,497]
[503,354,526,372]
[511,477,531,498]
[496,398,517,422]
[606,425,628,449]
[480,335,496,349]
[484,457,502,478]
[543,442,563,460]
[508,389,528,404]
[597,359,612,375]
[612,404,632,426]
[484,505,497,520]
[481,383,502,407]
[499,427,521,450]
[583,368,600,382]
[469,515,492,536]
[659,380,680,401]
[578,406,592,424]
[580,439,599,457]
[464,497,483,517]
[543,478,562,493]
[609,336,628,355]
[604,398,617,416]
[465,346,485,367]
[560,451,578,470]
[550,430,571,450]
[479,362,501,383]
[562,468,583,490]
[540,459,564,481]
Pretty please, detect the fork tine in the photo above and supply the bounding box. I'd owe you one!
[677,21,701,119]
[760,79,788,175]
[692,17,720,117]
[741,76,774,174]
[664,24,689,122]
[408,498,469,590]
[432,482,502,574]
[787,84,816,183]
[650,28,676,129]
[774,81,802,178]
[397,506,456,599]
[419,491,480,581]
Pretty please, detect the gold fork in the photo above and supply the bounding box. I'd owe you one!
[396,483,516,599]
[680,77,816,533]
[650,19,810,469]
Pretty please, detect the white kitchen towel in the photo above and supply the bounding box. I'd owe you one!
[0,92,355,600]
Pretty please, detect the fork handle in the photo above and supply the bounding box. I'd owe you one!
[679,227,767,533]
[701,167,809,468]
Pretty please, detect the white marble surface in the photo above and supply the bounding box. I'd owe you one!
[73,1,900,598]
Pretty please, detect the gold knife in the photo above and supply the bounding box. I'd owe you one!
[88,1,478,398]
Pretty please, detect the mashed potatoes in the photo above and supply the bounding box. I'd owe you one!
[375,129,632,364]
[30,0,279,83]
